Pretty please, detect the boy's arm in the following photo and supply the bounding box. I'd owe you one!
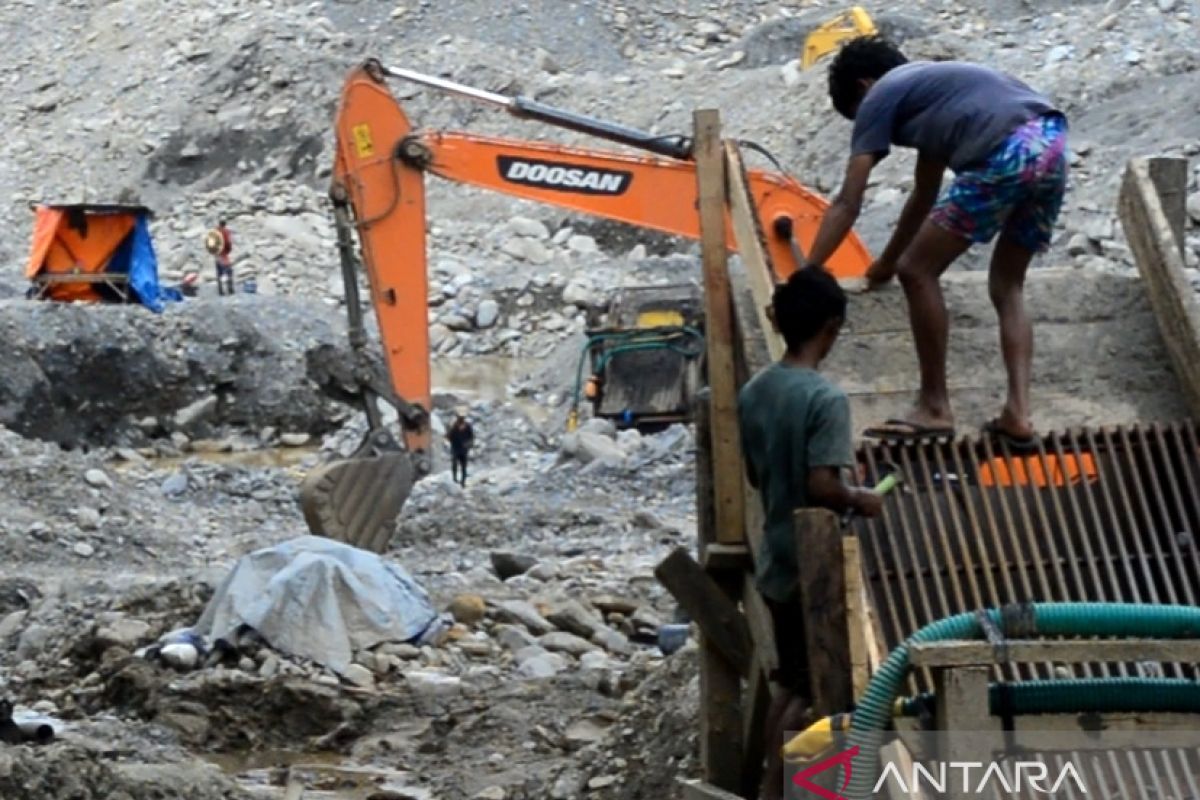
[798,392,882,517]
[866,154,946,285]
[802,153,877,269]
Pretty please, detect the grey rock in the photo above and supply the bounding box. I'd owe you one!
[578,417,616,438]
[591,626,633,656]
[16,624,52,661]
[1187,192,1200,225]
[539,631,600,656]
[561,431,626,465]
[493,600,556,635]
[258,654,280,678]
[501,237,552,264]
[567,234,599,255]
[1067,233,1094,257]
[442,313,473,332]
[561,278,597,308]
[342,662,375,689]
[0,610,28,640]
[75,507,101,530]
[491,551,538,580]
[161,472,189,496]
[546,600,605,638]
[475,298,500,329]
[73,541,96,557]
[516,649,568,679]
[494,624,538,652]
[507,216,550,239]
[96,617,151,649]
[84,469,112,489]
[173,395,218,430]
[279,432,311,447]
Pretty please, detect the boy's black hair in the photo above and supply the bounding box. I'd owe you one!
[772,266,847,353]
[828,35,909,120]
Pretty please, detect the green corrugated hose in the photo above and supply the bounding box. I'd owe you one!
[844,603,1200,799]
[895,677,1200,717]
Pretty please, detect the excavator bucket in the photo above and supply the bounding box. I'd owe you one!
[801,6,877,70]
[299,430,416,553]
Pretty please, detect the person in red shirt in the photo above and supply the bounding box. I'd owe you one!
[215,219,234,296]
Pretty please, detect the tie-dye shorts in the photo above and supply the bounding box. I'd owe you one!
[929,113,1068,253]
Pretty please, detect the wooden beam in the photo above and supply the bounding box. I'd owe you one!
[1118,157,1200,419]
[724,142,785,363]
[842,536,871,700]
[741,576,781,679]
[909,638,1200,668]
[655,547,752,676]
[741,662,772,799]
[1146,156,1189,262]
[703,543,751,572]
[794,509,854,716]
[701,568,747,792]
[694,110,745,545]
[678,779,747,800]
[695,390,716,556]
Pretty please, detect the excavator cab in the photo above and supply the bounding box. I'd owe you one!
[573,284,705,432]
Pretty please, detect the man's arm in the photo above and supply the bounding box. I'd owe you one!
[803,153,877,269]
[867,155,946,283]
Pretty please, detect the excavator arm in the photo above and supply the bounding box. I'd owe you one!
[303,60,872,551]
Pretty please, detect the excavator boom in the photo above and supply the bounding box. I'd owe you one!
[303,61,872,552]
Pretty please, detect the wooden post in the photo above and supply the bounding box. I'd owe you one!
[1146,156,1189,262]
[695,390,716,556]
[1118,157,1200,418]
[842,536,872,701]
[657,547,747,791]
[933,666,992,800]
[794,509,854,716]
[694,109,745,545]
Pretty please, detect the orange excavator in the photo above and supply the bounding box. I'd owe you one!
[299,59,872,552]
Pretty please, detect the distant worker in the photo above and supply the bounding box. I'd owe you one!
[802,36,1068,452]
[207,218,235,296]
[737,267,883,800]
[446,407,475,487]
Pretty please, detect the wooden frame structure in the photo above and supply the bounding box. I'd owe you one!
[662,138,1200,798]
[656,109,877,799]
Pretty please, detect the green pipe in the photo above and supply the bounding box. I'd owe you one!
[844,603,1200,799]
[568,326,703,424]
[896,677,1200,717]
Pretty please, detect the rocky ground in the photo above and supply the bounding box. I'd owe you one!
[2,0,1200,798]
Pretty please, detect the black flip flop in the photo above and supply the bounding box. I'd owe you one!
[982,419,1040,455]
[863,418,955,441]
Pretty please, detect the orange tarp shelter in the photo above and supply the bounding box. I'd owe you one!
[24,204,152,303]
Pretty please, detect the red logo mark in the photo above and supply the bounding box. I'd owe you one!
[791,745,860,800]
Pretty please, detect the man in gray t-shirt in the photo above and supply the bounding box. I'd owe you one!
[802,36,1068,453]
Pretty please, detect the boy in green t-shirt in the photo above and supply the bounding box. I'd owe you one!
[738,266,882,800]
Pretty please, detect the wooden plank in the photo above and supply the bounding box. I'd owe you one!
[702,543,751,572]
[842,536,871,700]
[794,509,854,716]
[678,779,747,800]
[1146,156,1189,261]
[1118,157,1200,419]
[700,568,746,792]
[909,638,1200,668]
[695,390,716,556]
[655,547,752,676]
[724,142,785,363]
[740,662,772,799]
[694,109,745,545]
[934,666,991,800]
[741,574,781,679]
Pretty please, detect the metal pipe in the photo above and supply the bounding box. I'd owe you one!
[380,65,694,160]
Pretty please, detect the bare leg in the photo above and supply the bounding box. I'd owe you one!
[895,221,973,428]
[763,689,808,800]
[988,235,1037,439]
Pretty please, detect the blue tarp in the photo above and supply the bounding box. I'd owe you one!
[107,215,181,313]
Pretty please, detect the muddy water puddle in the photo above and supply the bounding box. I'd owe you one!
[115,445,319,474]
[208,750,419,799]
[432,356,548,425]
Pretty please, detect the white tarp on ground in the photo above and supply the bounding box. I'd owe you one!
[194,535,437,675]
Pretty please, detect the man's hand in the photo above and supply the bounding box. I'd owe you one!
[861,258,898,291]
[852,488,885,518]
